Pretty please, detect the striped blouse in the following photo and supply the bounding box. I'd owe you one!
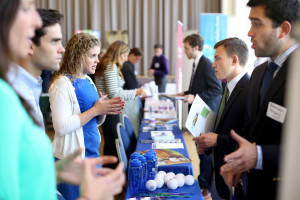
[95,63,136,100]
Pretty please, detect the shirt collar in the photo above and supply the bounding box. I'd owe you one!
[227,71,246,96]
[272,43,299,67]
[194,51,203,67]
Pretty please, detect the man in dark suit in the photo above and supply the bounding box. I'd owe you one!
[179,34,222,199]
[220,1,300,200]
[121,48,143,90]
[179,34,222,113]
[194,37,250,199]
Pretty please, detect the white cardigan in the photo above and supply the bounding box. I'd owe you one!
[49,75,105,159]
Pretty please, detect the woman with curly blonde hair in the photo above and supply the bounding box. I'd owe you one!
[49,33,125,199]
[94,40,146,166]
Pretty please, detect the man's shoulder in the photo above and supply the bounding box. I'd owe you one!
[122,62,132,71]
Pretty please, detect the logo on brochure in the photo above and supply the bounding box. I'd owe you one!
[201,107,209,118]
[192,112,199,127]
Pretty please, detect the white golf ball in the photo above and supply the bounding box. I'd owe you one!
[175,173,185,179]
[167,179,178,190]
[184,175,195,186]
[157,171,167,176]
[146,180,157,191]
[154,177,164,188]
[163,174,173,184]
[175,176,185,187]
[166,172,176,178]
[155,173,165,179]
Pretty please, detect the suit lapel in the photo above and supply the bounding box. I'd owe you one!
[216,74,248,129]
[252,63,267,116]
[253,61,288,131]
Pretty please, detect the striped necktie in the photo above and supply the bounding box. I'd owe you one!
[188,62,196,93]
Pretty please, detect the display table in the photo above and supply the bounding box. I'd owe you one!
[136,120,193,175]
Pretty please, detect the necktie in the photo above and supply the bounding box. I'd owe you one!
[214,86,229,131]
[188,62,196,93]
[211,86,229,168]
[260,61,279,105]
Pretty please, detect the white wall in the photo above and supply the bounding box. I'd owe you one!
[222,0,255,75]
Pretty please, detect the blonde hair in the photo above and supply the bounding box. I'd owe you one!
[50,33,100,85]
[95,40,129,78]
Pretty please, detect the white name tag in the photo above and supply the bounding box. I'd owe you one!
[155,63,160,68]
[266,102,287,123]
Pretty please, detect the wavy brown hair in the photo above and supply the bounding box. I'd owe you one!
[50,33,100,85]
[94,40,129,78]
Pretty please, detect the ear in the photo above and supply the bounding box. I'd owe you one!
[232,55,239,66]
[194,45,199,51]
[28,42,34,56]
[279,21,291,38]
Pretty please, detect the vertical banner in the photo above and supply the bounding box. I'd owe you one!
[200,14,227,62]
[177,21,183,93]
[177,21,183,129]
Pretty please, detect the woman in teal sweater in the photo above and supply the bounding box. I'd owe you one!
[0,0,125,199]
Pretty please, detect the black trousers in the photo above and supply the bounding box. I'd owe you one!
[101,114,120,168]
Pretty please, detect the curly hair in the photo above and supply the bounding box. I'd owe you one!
[95,40,129,78]
[50,33,100,85]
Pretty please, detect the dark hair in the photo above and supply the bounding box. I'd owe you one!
[154,44,163,49]
[214,37,249,67]
[0,0,39,125]
[129,47,143,56]
[31,9,64,45]
[0,0,19,80]
[247,0,300,28]
[183,34,204,51]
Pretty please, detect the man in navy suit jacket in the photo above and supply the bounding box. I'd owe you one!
[179,34,222,199]
[179,34,222,114]
[194,37,250,199]
[220,0,300,199]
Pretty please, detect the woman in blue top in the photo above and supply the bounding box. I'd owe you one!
[0,0,125,199]
[49,33,125,199]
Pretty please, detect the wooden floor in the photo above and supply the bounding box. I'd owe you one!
[46,127,212,200]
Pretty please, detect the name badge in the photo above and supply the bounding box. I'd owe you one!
[155,63,160,68]
[266,102,287,123]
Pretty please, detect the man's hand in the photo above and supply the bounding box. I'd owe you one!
[221,172,243,190]
[193,132,218,148]
[177,92,185,96]
[147,69,155,76]
[183,94,195,104]
[220,130,257,176]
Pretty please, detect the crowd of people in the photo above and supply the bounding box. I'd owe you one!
[0,0,299,200]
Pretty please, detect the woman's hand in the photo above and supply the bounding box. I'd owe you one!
[79,157,125,200]
[93,92,125,115]
[136,88,147,97]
